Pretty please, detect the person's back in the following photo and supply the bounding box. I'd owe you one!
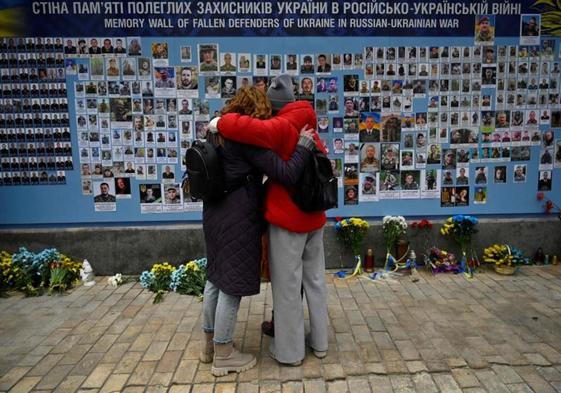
[200,86,314,377]
[202,138,264,296]
[212,74,329,366]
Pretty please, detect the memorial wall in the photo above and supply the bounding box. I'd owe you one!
[0,0,560,225]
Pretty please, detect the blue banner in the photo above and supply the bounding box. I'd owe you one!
[0,0,554,37]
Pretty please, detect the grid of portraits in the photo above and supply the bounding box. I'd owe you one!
[2,35,561,212]
[0,37,70,186]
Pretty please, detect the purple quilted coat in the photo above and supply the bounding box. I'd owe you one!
[203,139,310,297]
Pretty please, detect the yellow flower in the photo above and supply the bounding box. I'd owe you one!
[186,261,199,271]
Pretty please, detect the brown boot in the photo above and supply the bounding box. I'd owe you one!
[199,332,214,363]
[212,342,256,377]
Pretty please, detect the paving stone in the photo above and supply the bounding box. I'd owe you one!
[34,364,73,390]
[143,341,169,361]
[58,344,92,366]
[52,375,86,393]
[281,380,303,393]
[367,375,393,393]
[412,372,438,392]
[26,354,64,377]
[0,366,31,391]
[405,360,427,373]
[127,361,157,386]
[451,368,480,388]
[474,369,515,393]
[491,364,524,384]
[191,383,214,393]
[326,380,349,393]
[390,374,414,389]
[69,352,105,376]
[347,377,371,393]
[167,385,192,393]
[99,373,129,393]
[515,365,558,393]
[149,371,173,387]
[5,376,41,393]
[303,379,326,393]
[394,340,420,361]
[81,363,115,389]
[537,366,561,382]
[322,363,346,380]
[432,373,463,393]
[260,381,282,393]
[506,383,535,393]
[525,352,552,366]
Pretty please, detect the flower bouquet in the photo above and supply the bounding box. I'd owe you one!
[0,251,24,296]
[483,244,531,275]
[410,219,433,267]
[334,217,369,278]
[107,273,136,287]
[9,248,82,296]
[428,247,460,274]
[140,262,176,303]
[537,192,561,220]
[170,258,207,298]
[382,216,408,271]
[440,215,479,277]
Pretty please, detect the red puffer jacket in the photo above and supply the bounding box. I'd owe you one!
[217,101,326,233]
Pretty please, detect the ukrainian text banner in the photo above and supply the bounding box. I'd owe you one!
[1,0,553,37]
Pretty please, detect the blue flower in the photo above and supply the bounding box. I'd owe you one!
[195,258,207,269]
[170,265,185,291]
[139,271,155,289]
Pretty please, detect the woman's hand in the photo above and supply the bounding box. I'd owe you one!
[299,124,315,137]
[297,125,316,150]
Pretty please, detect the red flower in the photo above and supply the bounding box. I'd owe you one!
[545,200,554,214]
[536,192,545,201]
[411,221,418,228]
[335,216,343,222]
[415,219,432,230]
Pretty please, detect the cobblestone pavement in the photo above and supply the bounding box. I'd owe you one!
[1,265,561,393]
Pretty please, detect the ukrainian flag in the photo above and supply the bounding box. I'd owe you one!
[0,0,27,36]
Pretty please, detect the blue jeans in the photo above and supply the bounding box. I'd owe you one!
[202,280,241,344]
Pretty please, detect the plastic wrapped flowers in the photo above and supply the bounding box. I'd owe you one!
[428,247,460,274]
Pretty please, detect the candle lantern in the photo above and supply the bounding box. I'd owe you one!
[364,248,374,272]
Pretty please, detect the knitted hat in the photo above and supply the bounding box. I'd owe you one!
[267,74,295,112]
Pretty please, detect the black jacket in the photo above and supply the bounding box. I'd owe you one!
[203,138,310,296]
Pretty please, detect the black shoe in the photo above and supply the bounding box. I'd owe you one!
[261,320,274,337]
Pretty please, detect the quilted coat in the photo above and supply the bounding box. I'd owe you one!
[217,101,327,233]
[203,139,310,297]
